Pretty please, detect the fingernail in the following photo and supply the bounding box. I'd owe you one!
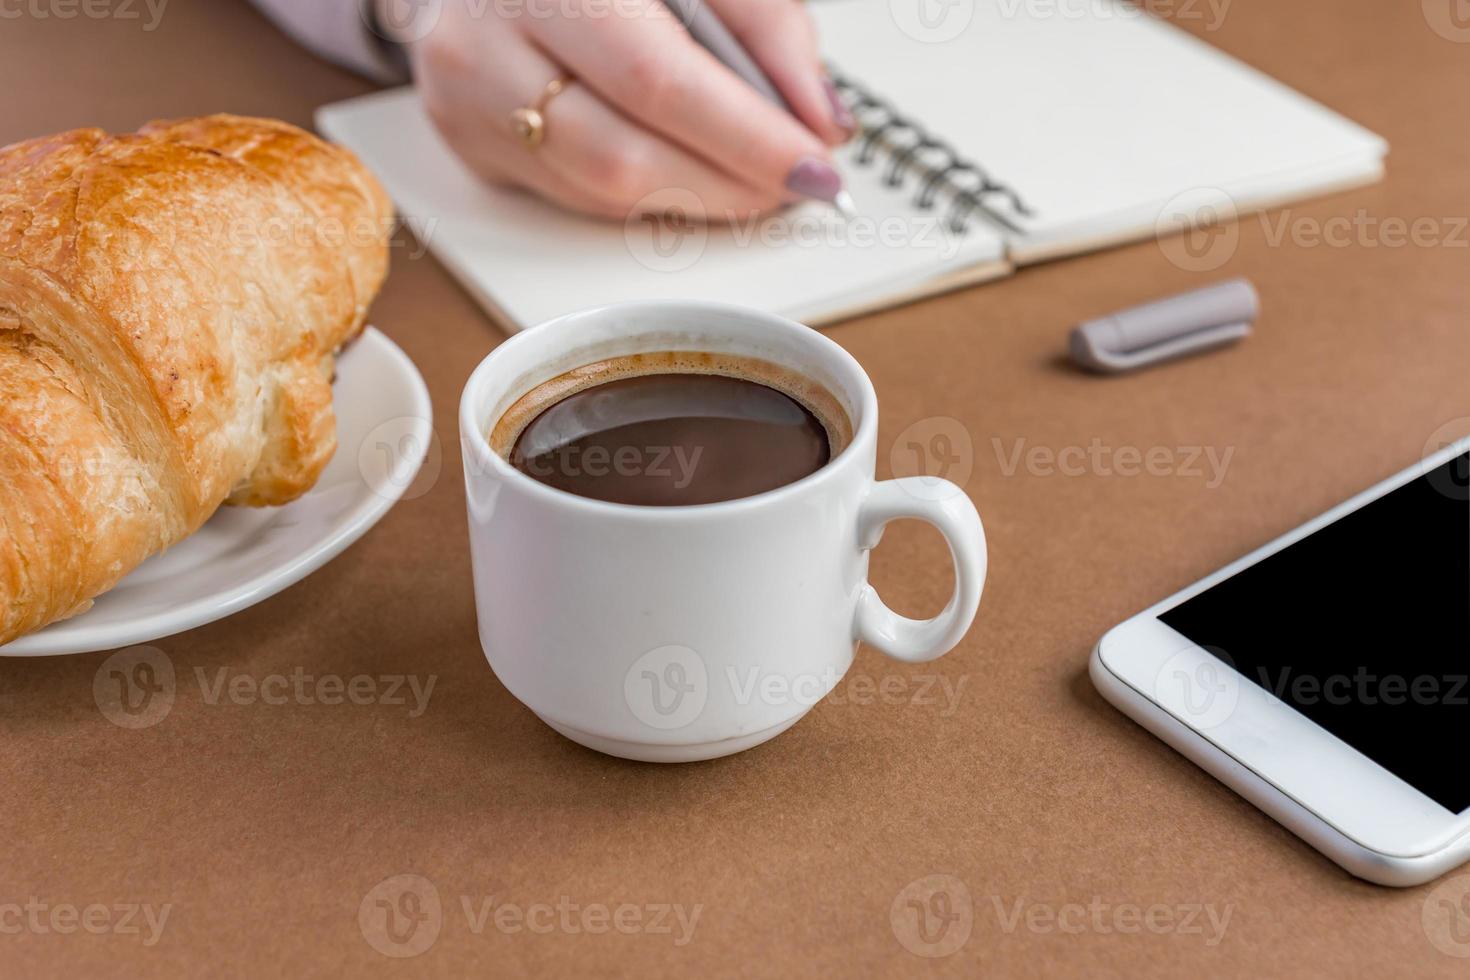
[823,77,856,136]
[784,156,844,205]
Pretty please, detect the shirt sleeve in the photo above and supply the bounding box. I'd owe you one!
[250,0,410,84]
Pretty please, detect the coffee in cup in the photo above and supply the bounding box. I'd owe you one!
[487,351,853,506]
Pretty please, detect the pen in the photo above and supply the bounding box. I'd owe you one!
[659,0,857,217]
[1069,279,1259,373]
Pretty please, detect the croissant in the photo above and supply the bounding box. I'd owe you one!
[0,115,392,646]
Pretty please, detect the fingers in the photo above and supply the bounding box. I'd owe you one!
[540,85,784,219]
[525,0,835,197]
[413,23,780,220]
[705,0,853,145]
[429,128,625,220]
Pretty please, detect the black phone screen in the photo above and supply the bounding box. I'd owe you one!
[1160,451,1470,813]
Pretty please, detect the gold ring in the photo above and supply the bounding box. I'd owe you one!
[510,75,572,149]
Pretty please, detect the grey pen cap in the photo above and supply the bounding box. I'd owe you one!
[1070,278,1259,373]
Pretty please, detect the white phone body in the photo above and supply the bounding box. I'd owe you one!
[1091,436,1470,887]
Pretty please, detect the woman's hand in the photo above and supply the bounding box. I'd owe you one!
[385,0,854,221]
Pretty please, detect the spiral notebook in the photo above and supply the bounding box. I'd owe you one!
[316,0,1386,331]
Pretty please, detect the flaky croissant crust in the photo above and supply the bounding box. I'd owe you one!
[0,114,391,645]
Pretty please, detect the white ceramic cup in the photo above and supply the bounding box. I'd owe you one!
[459,301,987,762]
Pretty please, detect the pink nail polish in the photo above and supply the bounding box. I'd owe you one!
[823,77,856,136]
[784,156,844,204]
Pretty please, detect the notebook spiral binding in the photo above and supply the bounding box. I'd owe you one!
[829,70,1033,235]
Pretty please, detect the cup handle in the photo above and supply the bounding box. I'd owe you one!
[853,478,987,663]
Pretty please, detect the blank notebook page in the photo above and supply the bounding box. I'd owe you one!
[812,0,1387,255]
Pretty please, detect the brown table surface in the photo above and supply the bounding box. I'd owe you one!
[5,0,1470,975]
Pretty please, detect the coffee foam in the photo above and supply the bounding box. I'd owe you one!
[488,350,854,460]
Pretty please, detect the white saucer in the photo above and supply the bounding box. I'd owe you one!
[1,327,432,657]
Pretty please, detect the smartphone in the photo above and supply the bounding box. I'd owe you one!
[1091,436,1470,886]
